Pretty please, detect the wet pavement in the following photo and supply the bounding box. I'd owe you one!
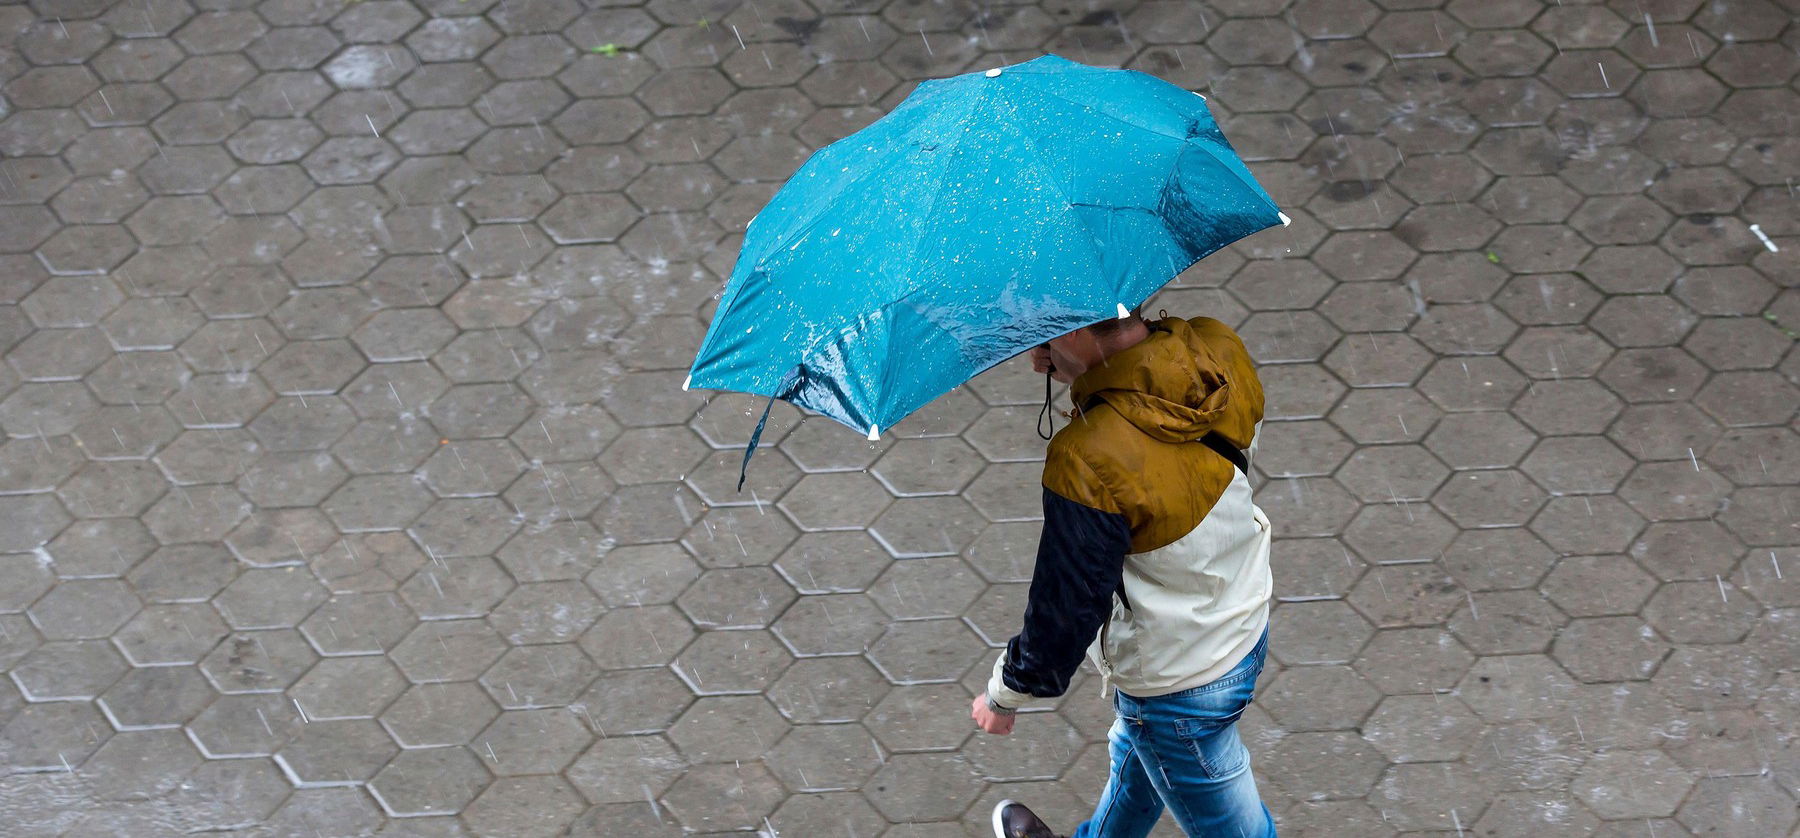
[0,0,1797,835]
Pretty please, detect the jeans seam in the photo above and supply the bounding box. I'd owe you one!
[1094,737,1137,835]
[1134,725,1202,832]
[1167,666,1252,698]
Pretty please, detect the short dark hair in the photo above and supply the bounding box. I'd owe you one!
[1087,305,1145,338]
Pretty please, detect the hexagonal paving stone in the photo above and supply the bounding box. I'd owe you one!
[475,708,593,776]
[765,722,885,792]
[680,505,799,568]
[488,580,604,645]
[478,640,597,708]
[390,618,507,685]
[1270,599,1374,665]
[462,775,588,837]
[871,437,987,496]
[421,438,529,498]
[778,471,893,531]
[661,759,787,832]
[96,665,214,730]
[768,531,887,595]
[1347,562,1465,628]
[866,681,974,754]
[1262,729,1390,802]
[869,496,986,559]
[1329,388,1446,449]
[298,523,413,586]
[865,752,986,823]
[198,629,318,696]
[274,717,398,787]
[579,605,694,670]
[112,602,229,666]
[670,628,793,696]
[769,592,886,659]
[80,728,204,802]
[1448,588,1569,656]
[26,578,140,641]
[11,639,128,701]
[667,694,789,764]
[1574,681,1686,753]
[962,705,1086,782]
[1363,692,1484,763]
[1259,664,1382,731]
[566,733,685,806]
[1457,654,1583,723]
[1440,527,1560,592]
[376,683,494,758]
[1553,616,1672,684]
[867,619,986,685]
[0,700,110,772]
[289,656,407,721]
[1643,578,1761,644]
[869,556,985,620]
[296,591,416,657]
[213,567,329,630]
[59,460,170,519]
[496,517,608,582]
[765,654,887,724]
[399,559,515,627]
[186,693,303,758]
[674,566,796,630]
[368,745,492,818]
[575,667,692,736]
[1675,774,1798,836]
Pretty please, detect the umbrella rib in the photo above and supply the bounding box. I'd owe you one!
[1028,86,1273,206]
[1031,86,1193,143]
[707,137,936,370]
[991,95,1121,293]
[753,86,991,273]
[787,93,994,427]
[749,148,909,262]
[896,88,996,274]
[701,88,992,409]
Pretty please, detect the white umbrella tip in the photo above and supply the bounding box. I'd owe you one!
[1115,302,1131,319]
[1277,211,1292,227]
[681,375,692,391]
[985,67,1002,78]
[868,425,881,440]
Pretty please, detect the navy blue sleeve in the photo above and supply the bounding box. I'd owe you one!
[997,487,1133,701]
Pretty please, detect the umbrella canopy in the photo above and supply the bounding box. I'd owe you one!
[688,53,1286,472]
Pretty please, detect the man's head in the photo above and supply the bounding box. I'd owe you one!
[1029,308,1150,384]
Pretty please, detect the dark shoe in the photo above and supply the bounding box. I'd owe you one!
[992,799,1060,838]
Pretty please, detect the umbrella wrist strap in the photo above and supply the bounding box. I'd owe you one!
[737,390,779,493]
[1037,373,1055,441]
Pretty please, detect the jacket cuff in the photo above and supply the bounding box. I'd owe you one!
[985,653,1036,711]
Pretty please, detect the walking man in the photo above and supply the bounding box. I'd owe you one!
[972,310,1277,838]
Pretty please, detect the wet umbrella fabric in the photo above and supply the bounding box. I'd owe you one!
[686,53,1286,487]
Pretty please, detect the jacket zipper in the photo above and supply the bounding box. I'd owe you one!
[1097,606,1115,697]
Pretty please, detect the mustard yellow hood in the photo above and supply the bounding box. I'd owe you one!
[1069,317,1231,445]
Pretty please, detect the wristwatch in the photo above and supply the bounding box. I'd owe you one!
[984,695,1017,716]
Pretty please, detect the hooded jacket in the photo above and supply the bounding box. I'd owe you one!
[986,315,1272,705]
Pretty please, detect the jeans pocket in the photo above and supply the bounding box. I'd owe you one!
[1171,715,1249,779]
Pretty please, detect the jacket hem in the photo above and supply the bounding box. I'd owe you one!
[1109,601,1269,700]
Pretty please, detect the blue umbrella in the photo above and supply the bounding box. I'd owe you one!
[686,53,1287,487]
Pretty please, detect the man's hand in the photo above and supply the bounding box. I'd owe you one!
[971,693,1016,735]
[1028,345,1054,375]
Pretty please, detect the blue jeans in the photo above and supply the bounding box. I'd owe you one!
[1072,625,1277,838]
